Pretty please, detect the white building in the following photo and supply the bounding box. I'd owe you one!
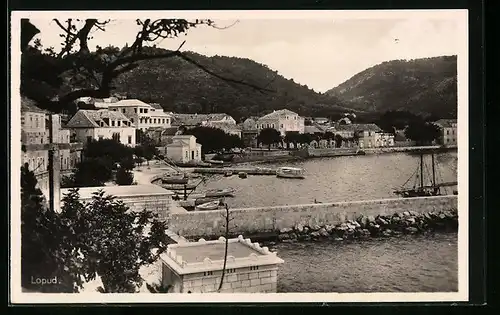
[160,235,284,293]
[96,99,172,131]
[256,109,305,136]
[66,109,136,146]
[166,135,202,163]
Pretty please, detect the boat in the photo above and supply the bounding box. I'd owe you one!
[238,172,248,179]
[393,152,458,198]
[195,200,222,211]
[207,159,224,165]
[224,171,233,177]
[204,188,235,198]
[276,167,305,179]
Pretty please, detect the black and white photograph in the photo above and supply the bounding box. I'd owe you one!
[10,10,468,303]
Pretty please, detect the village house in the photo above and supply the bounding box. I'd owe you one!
[434,119,457,146]
[166,135,202,163]
[160,235,284,293]
[205,121,242,138]
[329,123,386,148]
[256,109,305,136]
[66,109,136,147]
[21,97,84,205]
[171,113,237,129]
[239,117,260,148]
[99,99,172,131]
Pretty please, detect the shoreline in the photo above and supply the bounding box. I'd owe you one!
[183,208,458,244]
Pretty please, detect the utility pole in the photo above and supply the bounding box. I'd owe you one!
[48,114,61,213]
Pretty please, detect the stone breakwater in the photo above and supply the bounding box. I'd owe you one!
[277,208,458,242]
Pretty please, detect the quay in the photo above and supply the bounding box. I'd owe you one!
[193,167,277,175]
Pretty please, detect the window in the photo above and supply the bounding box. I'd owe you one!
[122,109,126,113]
[167,119,170,124]
[185,151,189,158]
[144,109,148,113]
[154,119,157,124]
[203,271,214,276]
[261,124,264,128]
[226,268,236,273]
[130,118,134,123]
[128,136,132,144]
[162,119,165,124]
[250,266,259,271]
[271,124,275,128]
[98,136,104,141]
[280,124,284,128]
[139,108,143,113]
[117,121,121,127]
[134,108,137,113]
[112,133,120,142]
[111,121,115,127]
[447,130,450,135]
[35,117,39,128]
[196,150,199,157]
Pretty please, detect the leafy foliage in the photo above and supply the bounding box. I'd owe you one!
[115,168,135,185]
[134,129,159,164]
[326,56,458,118]
[183,126,244,154]
[257,128,282,150]
[404,119,441,145]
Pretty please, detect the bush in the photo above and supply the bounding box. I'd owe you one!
[115,167,134,185]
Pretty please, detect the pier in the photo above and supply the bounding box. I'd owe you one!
[193,167,277,175]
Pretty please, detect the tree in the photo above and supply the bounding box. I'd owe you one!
[183,126,242,154]
[60,189,169,292]
[72,157,114,187]
[376,110,421,134]
[84,138,134,168]
[257,128,282,150]
[115,167,134,185]
[298,133,314,147]
[404,120,441,145]
[334,134,344,148]
[21,164,80,292]
[284,131,300,149]
[20,19,271,114]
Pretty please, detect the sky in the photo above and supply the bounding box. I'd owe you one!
[28,13,462,93]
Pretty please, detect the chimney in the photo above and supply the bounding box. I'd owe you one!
[48,114,61,213]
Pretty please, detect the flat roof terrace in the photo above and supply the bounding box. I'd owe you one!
[61,184,174,199]
[160,235,284,275]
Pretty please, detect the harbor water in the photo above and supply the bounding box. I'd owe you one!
[197,151,458,208]
[270,232,458,293]
[193,152,458,293]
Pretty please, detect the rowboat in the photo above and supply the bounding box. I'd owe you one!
[276,167,305,179]
[238,172,247,179]
[195,200,221,211]
[204,188,235,198]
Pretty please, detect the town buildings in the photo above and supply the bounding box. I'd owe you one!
[328,123,394,148]
[159,235,284,293]
[256,109,305,136]
[103,99,172,131]
[166,135,202,163]
[434,119,458,146]
[21,97,84,208]
[65,109,136,147]
[171,113,237,128]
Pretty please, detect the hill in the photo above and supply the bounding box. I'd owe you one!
[325,56,458,118]
[111,47,359,121]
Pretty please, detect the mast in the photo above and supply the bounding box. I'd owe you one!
[431,153,436,187]
[420,153,424,189]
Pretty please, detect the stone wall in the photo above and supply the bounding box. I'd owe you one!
[307,147,359,157]
[173,265,278,293]
[167,196,457,238]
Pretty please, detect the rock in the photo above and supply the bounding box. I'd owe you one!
[325,225,334,233]
[367,215,376,223]
[353,221,361,228]
[397,212,404,218]
[376,217,388,225]
[346,223,357,230]
[373,224,380,230]
[278,234,290,241]
[334,237,343,241]
[406,217,416,225]
[409,211,419,216]
[294,224,304,233]
[403,211,411,217]
[303,227,310,233]
[318,228,329,237]
[439,213,446,220]
[279,227,293,234]
[289,233,298,240]
[311,225,321,231]
[310,231,320,239]
[404,227,419,234]
[424,212,433,221]
[347,228,355,235]
[382,230,392,237]
[391,216,401,224]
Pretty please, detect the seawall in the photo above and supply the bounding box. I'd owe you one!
[167,195,458,239]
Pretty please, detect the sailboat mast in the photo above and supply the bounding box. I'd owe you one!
[431,153,436,187]
[420,153,424,189]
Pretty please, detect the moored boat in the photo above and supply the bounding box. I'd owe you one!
[276,167,305,179]
[224,171,233,177]
[238,172,248,179]
[204,188,235,198]
[195,200,222,211]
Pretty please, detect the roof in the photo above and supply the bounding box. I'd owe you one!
[171,113,232,126]
[61,184,173,200]
[107,99,151,107]
[206,122,242,132]
[434,119,457,128]
[259,109,299,120]
[150,103,163,110]
[21,97,47,114]
[334,123,382,132]
[66,109,134,128]
[304,125,325,134]
[161,127,180,136]
[160,235,284,275]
